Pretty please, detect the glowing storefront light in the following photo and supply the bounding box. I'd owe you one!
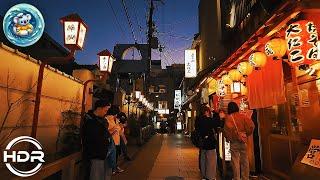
[265,38,287,60]
[249,51,267,69]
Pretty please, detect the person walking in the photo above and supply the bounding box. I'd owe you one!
[117,112,132,161]
[224,102,255,180]
[82,100,112,180]
[106,105,124,174]
[195,105,220,180]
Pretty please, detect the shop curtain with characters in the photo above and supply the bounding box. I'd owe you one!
[246,58,286,109]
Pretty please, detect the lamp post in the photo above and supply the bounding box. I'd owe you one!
[80,49,115,121]
[31,14,88,139]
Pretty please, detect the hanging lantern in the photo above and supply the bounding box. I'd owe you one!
[231,82,241,94]
[208,78,218,94]
[222,74,232,86]
[285,20,318,69]
[249,52,267,69]
[237,61,254,77]
[265,38,287,60]
[217,79,226,97]
[228,69,242,82]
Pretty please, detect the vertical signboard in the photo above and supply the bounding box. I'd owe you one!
[174,90,182,110]
[185,49,197,78]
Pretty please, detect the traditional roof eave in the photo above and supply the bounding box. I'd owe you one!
[211,0,320,78]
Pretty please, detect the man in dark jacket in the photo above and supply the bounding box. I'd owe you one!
[82,100,111,180]
[195,105,220,180]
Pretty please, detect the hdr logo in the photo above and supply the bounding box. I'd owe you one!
[3,136,45,177]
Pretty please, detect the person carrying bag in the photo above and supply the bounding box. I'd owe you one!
[224,102,255,180]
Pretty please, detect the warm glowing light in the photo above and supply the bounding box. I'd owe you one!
[249,52,267,69]
[237,62,254,76]
[265,38,287,59]
[222,74,232,86]
[231,82,241,93]
[228,69,242,82]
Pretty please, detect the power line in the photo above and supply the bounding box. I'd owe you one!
[120,0,138,43]
[106,0,129,42]
[130,0,145,43]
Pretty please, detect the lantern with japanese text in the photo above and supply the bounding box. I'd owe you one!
[222,74,232,86]
[249,52,267,69]
[265,38,287,60]
[237,61,254,77]
[228,69,242,82]
[285,20,318,69]
[98,49,115,73]
[60,14,88,50]
[217,79,226,97]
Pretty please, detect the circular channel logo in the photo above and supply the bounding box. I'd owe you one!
[3,3,45,47]
[3,136,45,177]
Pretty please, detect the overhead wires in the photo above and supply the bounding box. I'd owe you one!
[106,0,129,42]
[120,0,138,43]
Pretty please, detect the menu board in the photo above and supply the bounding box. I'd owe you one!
[301,139,320,168]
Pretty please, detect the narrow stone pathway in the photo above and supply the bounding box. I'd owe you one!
[148,134,201,180]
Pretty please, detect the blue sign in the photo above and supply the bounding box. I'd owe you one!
[3,3,45,47]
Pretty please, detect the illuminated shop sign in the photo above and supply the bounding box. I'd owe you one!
[185,49,197,78]
[174,90,182,110]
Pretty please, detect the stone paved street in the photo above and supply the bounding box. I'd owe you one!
[113,134,203,180]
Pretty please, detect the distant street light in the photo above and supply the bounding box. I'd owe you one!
[31,14,87,139]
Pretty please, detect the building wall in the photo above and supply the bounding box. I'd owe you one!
[0,45,88,160]
[198,0,225,71]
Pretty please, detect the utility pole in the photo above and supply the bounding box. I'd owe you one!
[147,0,154,73]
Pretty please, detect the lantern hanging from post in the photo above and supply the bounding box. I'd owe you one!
[98,49,115,73]
[222,74,232,86]
[265,38,287,60]
[237,61,254,77]
[60,13,88,50]
[249,52,267,69]
[228,69,242,82]
[285,20,318,69]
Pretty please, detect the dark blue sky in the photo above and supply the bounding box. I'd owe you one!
[1,0,198,68]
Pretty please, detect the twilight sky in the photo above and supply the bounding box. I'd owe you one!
[1,0,199,68]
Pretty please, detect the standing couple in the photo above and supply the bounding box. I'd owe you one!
[195,102,254,180]
[81,100,131,180]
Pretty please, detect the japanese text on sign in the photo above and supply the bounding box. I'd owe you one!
[185,49,197,78]
[301,139,320,168]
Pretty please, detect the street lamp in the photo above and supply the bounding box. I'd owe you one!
[31,13,87,139]
[98,49,115,73]
[80,49,115,121]
[61,13,88,50]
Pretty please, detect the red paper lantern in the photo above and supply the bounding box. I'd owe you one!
[285,20,318,68]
